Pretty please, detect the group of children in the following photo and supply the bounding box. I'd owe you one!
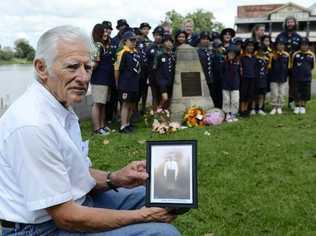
[91,19,315,134]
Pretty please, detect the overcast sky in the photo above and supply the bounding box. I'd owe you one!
[0,0,315,48]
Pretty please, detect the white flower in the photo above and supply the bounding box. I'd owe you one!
[169,122,180,129]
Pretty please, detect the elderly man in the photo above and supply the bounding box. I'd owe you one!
[0,26,180,236]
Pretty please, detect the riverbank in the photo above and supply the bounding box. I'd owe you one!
[0,58,32,65]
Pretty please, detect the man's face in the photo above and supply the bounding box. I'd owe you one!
[184,22,193,35]
[287,19,296,31]
[45,40,92,107]
[140,27,150,37]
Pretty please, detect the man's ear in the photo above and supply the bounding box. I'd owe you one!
[34,59,49,82]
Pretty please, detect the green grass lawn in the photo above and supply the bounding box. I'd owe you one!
[81,98,316,236]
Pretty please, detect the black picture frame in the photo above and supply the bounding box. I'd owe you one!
[145,140,198,210]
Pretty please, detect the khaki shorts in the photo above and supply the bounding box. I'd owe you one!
[91,85,109,104]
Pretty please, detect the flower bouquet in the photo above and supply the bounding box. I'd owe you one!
[144,107,180,134]
[183,107,205,128]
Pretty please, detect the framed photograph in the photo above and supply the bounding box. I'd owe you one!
[145,140,198,209]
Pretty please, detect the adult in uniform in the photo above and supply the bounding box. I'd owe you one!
[183,18,199,47]
[90,23,114,135]
[275,16,302,108]
[220,28,235,50]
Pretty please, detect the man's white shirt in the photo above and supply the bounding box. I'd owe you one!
[0,81,96,224]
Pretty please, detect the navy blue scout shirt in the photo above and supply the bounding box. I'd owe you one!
[255,54,269,89]
[146,43,162,83]
[197,47,213,84]
[91,42,114,86]
[240,54,257,79]
[155,50,176,89]
[212,50,225,81]
[187,33,199,47]
[269,51,290,83]
[221,59,241,91]
[276,32,302,54]
[292,50,315,82]
[115,46,141,92]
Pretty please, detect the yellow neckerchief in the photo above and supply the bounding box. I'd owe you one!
[122,45,137,53]
[114,46,138,71]
[271,50,290,69]
[255,52,269,62]
[292,50,316,67]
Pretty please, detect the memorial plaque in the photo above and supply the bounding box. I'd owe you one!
[181,72,202,97]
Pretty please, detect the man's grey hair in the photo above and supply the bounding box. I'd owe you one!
[34,25,92,72]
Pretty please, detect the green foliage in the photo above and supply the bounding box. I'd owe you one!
[0,47,14,60]
[81,97,316,236]
[14,38,35,60]
[164,9,225,34]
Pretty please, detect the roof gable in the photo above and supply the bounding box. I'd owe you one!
[268,2,311,20]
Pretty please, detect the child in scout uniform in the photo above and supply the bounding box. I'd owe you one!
[197,31,215,104]
[292,37,315,114]
[262,34,273,93]
[146,26,164,110]
[269,37,290,115]
[134,27,150,115]
[175,30,188,48]
[154,35,176,109]
[239,38,257,116]
[255,44,270,115]
[212,39,225,108]
[114,31,142,133]
[221,45,241,122]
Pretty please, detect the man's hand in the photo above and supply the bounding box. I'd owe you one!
[111,160,148,188]
[138,207,177,223]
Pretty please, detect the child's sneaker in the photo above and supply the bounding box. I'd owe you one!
[270,108,277,115]
[225,114,232,122]
[250,109,256,115]
[300,107,306,114]
[277,108,283,114]
[231,114,239,122]
[257,109,266,116]
[294,107,300,114]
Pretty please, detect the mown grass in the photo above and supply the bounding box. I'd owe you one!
[0,58,32,65]
[81,98,316,236]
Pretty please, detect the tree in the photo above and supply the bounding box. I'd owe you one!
[0,47,14,61]
[164,9,225,34]
[14,38,35,60]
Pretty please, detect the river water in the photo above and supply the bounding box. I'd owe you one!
[0,64,35,115]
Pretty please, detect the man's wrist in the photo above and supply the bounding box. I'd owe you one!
[106,172,119,192]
